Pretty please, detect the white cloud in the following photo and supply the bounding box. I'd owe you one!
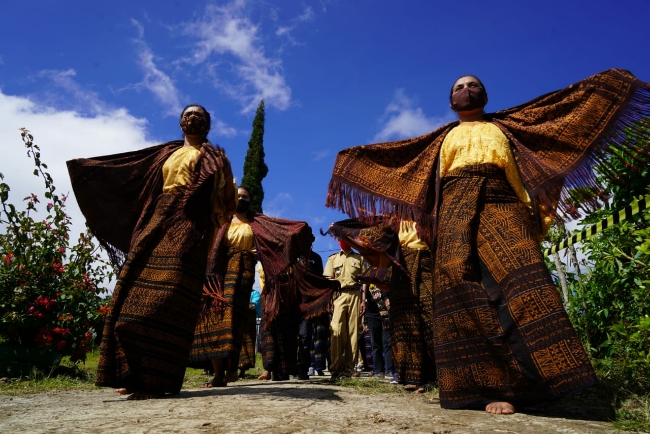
[263,191,293,217]
[275,6,314,46]
[312,149,330,161]
[37,69,107,115]
[182,1,291,113]
[131,19,182,116]
[0,90,156,250]
[276,26,291,36]
[212,119,238,138]
[374,88,453,142]
[297,6,315,22]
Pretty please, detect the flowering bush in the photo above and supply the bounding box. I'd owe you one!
[0,129,114,363]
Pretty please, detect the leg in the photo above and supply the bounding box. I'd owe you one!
[297,318,312,379]
[203,358,227,387]
[346,291,361,374]
[367,315,384,375]
[329,294,348,374]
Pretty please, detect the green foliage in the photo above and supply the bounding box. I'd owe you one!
[0,129,113,365]
[241,99,268,213]
[547,129,650,429]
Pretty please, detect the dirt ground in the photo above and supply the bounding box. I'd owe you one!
[0,375,637,434]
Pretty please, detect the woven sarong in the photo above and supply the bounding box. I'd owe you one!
[390,247,435,385]
[95,193,210,394]
[238,306,258,370]
[310,314,330,371]
[260,292,299,377]
[189,248,255,362]
[434,164,598,409]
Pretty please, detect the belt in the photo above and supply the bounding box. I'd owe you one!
[341,286,360,291]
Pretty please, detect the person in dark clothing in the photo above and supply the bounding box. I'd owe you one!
[361,284,395,379]
[297,251,325,379]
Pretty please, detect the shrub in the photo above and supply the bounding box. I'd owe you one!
[0,129,114,364]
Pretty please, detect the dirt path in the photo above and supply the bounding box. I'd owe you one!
[0,377,632,434]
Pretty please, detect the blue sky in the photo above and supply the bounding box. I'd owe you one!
[2,0,650,275]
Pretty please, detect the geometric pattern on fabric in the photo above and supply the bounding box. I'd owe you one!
[433,164,598,409]
[95,194,210,394]
[260,312,300,376]
[389,247,435,385]
[238,306,258,370]
[189,248,255,362]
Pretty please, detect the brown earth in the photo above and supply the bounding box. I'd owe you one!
[0,376,636,434]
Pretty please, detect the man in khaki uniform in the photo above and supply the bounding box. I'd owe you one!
[324,238,367,381]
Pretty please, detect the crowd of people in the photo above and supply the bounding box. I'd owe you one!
[67,68,650,415]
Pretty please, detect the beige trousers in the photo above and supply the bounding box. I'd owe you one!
[329,289,361,373]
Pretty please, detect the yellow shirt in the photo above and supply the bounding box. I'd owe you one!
[323,250,367,289]
[162,145,201,194]
[440,122,553,235]
[398,221,429,251]
[162,144,237,230]
[225,221,255,252]
[440,122,531,208]
[258,262,267,294]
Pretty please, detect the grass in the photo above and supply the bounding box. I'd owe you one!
[0,349,101,396]
[1,351,648,431]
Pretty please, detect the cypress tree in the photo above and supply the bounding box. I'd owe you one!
[241,100,268,213]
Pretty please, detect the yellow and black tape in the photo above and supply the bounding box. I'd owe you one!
[543,195,650,257]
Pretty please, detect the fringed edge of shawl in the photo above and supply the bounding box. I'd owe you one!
[298,270,337,320]
[199,274,229,316]
[91,229,127,271]
[541,84,650,223]
[261,262,301,329]
[325,178,438,244]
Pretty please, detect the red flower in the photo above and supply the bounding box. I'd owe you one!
[3,253,13,264]
[97,306,109,315]
[54,340,66,352]
[58,247,66,253]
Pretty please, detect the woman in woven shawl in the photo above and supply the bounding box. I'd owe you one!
[190,187,259,387]
[67,104,237,400]
[191,189,337,385]
[326,69,650,414]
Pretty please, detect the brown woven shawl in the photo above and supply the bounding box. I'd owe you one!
[67,141,234,266]
[207,214,337,327]
[326,69,650,242]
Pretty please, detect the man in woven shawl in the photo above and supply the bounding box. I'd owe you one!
[325,69,650,414]
[67,104,237,400]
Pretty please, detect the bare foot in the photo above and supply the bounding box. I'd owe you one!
[485,402,516,415]
[202,377,227,388]
[115,388,132,395]
[258,370,271,381]
[413,387,426,394]
[226,371,239,383]
[126,391,164,400]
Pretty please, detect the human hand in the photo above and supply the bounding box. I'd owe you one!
[360,300,366,316]
[385,299,390,311]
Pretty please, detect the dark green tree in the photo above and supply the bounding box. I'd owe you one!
[241,100,268,213]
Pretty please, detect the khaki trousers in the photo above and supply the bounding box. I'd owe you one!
[329,289,361,373]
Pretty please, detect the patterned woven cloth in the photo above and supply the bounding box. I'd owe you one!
[326,69,650,243]
[433,165,597,408]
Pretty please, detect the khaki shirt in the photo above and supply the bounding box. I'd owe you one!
[324,250,367,289]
